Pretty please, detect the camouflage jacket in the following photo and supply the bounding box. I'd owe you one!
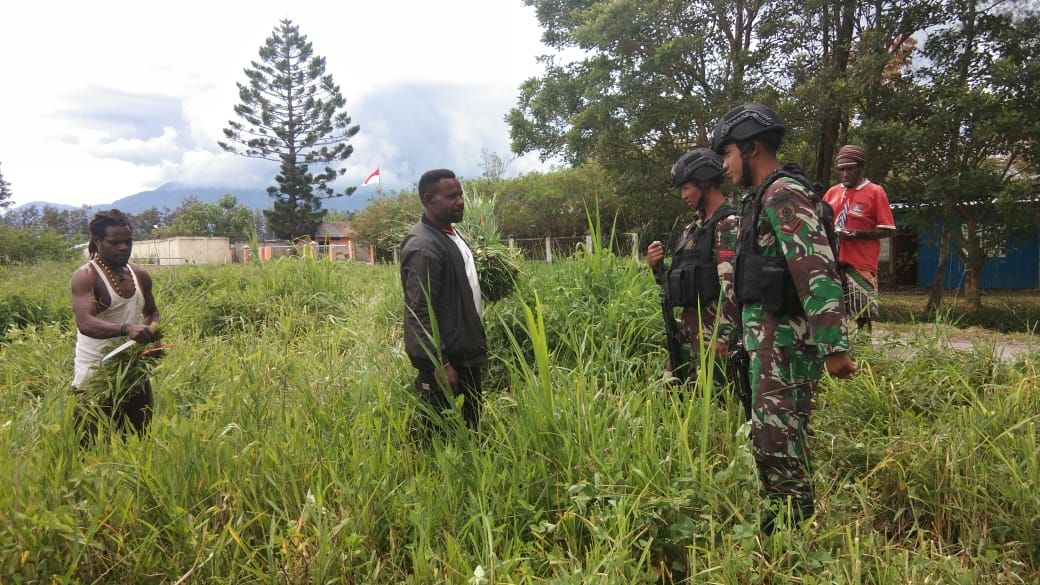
[672,206,740,347]
[738,176,849,355]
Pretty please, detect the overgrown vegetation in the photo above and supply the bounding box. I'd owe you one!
[457,187,522,303]
[0,224,79,265]
[1,257,1037,582]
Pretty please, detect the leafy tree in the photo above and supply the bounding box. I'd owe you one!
[12,205,91,240]
[220,19,360,240]
[0,163,12,212]
[896,0,1040,312]
[479,148,516,182]
[2,206,39,229]
[350,189,421,259]
[39,205,90,238]
[476,162,621,239]
[507,0,812,238]
[781,0,942,182]
[155,195,255,242]
[130,207,171,239]
[509,1,789,178]
[0,224,76,264]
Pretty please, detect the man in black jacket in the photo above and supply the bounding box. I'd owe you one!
[400,169,487,431]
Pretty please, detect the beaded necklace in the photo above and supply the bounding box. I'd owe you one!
[95,257,135,297]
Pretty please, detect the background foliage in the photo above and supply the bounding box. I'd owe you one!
[509,0,1040,310]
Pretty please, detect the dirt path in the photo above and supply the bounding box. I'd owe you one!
[871,325,1037,364]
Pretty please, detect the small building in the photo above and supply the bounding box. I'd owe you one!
[127,236,231,265]
[228,222,376,264]
[314,221,374,262]
[883,204,1040,290]
[917,224,1039,289]
[315,221,354,244]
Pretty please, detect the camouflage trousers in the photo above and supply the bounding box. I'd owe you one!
[749,345,821,501]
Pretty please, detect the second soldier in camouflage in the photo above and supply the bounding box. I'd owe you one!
[647,148,740,394]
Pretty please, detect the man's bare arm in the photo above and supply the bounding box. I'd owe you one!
[135,266,160,326]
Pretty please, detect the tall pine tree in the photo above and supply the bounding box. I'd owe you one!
[220,19,360,240]
[0,162,13,212]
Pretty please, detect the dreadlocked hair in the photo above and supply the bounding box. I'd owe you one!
[88,209,131,257]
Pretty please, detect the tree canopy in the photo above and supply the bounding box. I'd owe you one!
[509,0,1040,309]
[220,19,360,240]
[0,163,13,213]
[154,195,255,242]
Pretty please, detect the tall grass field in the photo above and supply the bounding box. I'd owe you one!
[0,250,1038,583]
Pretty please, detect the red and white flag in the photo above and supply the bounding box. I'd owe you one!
[361,168,381,187]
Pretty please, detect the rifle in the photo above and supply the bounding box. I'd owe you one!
[653,264,690,384]
[729,195,753,420]
[727,340,752,421]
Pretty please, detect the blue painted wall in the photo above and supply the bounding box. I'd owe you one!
[918,224,1039,289]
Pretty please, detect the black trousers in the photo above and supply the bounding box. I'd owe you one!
[413,366,483,430]
[73,379,153,446]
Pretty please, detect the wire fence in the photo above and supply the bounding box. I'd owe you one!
[505,233,640,262]
[216,234,644,266]
[231,242,376,264]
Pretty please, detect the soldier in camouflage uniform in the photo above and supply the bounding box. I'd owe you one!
[647,148,740,391]
[711,104,858,534]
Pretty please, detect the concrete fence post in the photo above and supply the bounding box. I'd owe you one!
[545,237,553,264]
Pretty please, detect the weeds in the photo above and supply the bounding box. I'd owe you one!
[0,257,1037,582]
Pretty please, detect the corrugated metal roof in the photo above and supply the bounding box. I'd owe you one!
[315,222,354,238]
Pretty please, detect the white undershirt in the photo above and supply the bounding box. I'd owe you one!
[73,261,145,388]
[446,228,483,318]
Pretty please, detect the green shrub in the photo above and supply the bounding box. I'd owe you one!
[0,224,78,264]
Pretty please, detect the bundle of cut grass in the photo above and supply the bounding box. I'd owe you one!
[78,335,164,411]
[459,186,522,303]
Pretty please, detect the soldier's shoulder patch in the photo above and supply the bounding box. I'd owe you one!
[775,200,803,235]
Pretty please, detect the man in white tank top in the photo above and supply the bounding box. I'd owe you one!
[71,209,161,442]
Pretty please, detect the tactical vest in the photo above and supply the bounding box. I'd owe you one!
[735,165,837,317]
[665,203,737,308]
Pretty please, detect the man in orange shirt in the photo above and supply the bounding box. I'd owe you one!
[823,145,896,331]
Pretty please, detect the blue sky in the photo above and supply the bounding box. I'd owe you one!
[0,0,554,207]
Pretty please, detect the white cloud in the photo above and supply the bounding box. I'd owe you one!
[158,151,275,190]
[0,0,552,207]
[89,127,185,166]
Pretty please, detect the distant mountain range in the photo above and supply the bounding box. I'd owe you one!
[11,183,376,215]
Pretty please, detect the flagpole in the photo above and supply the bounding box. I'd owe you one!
[376,168,383,197]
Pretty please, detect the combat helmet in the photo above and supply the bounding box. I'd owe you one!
[710,103,786,154]
[670,148,725,186]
